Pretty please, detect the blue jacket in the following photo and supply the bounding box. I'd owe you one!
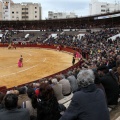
[60,84,110,120]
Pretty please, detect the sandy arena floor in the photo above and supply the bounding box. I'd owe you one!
[0,47,73,88]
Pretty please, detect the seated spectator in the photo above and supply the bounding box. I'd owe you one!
[72,67,81,79]
[31,83,61,120]
[32,83,40,97]
[27,82,39,90]
[27,88,37,118]
[11,90,19,96]
[116,55,120,68]
[0,92,5,110]
[112,67,119,82]
[55,74,65,81]
[117,67,120,84]
[117,67,120,94]
[97,65,119,107]
[67,71,78,92]
[17,86,31,108]
[59,78,71,96]
[0,94,30,120]
[60,69,110,120]
[116,55,120,61]
[51,78,64,100]
[94,71,107,102]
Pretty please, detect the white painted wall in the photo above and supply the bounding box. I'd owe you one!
[2,1,42,20]
[48,11,78,19]
[90,0,120,15]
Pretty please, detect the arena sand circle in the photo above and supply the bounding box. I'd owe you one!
[0,47,73,88]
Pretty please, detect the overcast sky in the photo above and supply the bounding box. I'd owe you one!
[12,0,120,19]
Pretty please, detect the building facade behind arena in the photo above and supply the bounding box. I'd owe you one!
[90,0,120,15]
[1,0,42,20]
[48,11,78,19]
[0,1,2,20]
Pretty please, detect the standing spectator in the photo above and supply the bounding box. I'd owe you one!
[117,67,120,84]
[60,69,110,120]
[116,58,120,68]
[0,94,30,120]
[72,56,75,65]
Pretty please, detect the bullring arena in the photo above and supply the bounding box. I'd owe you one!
[0,11,120,120]
[0,47,74,88]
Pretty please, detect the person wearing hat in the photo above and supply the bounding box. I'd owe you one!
[0,92,5,110]
[60,69,110,120]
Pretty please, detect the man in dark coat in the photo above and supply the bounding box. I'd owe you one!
[97,65,119,106]
[60,69,110,120]
[0,94,30,120]
[72,56,75,65]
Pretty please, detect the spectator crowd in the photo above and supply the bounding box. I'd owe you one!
[0,27,120,120]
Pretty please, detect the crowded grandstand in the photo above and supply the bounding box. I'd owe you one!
[0,10,120,120]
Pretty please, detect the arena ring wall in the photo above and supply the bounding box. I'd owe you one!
[0,44,82,92]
